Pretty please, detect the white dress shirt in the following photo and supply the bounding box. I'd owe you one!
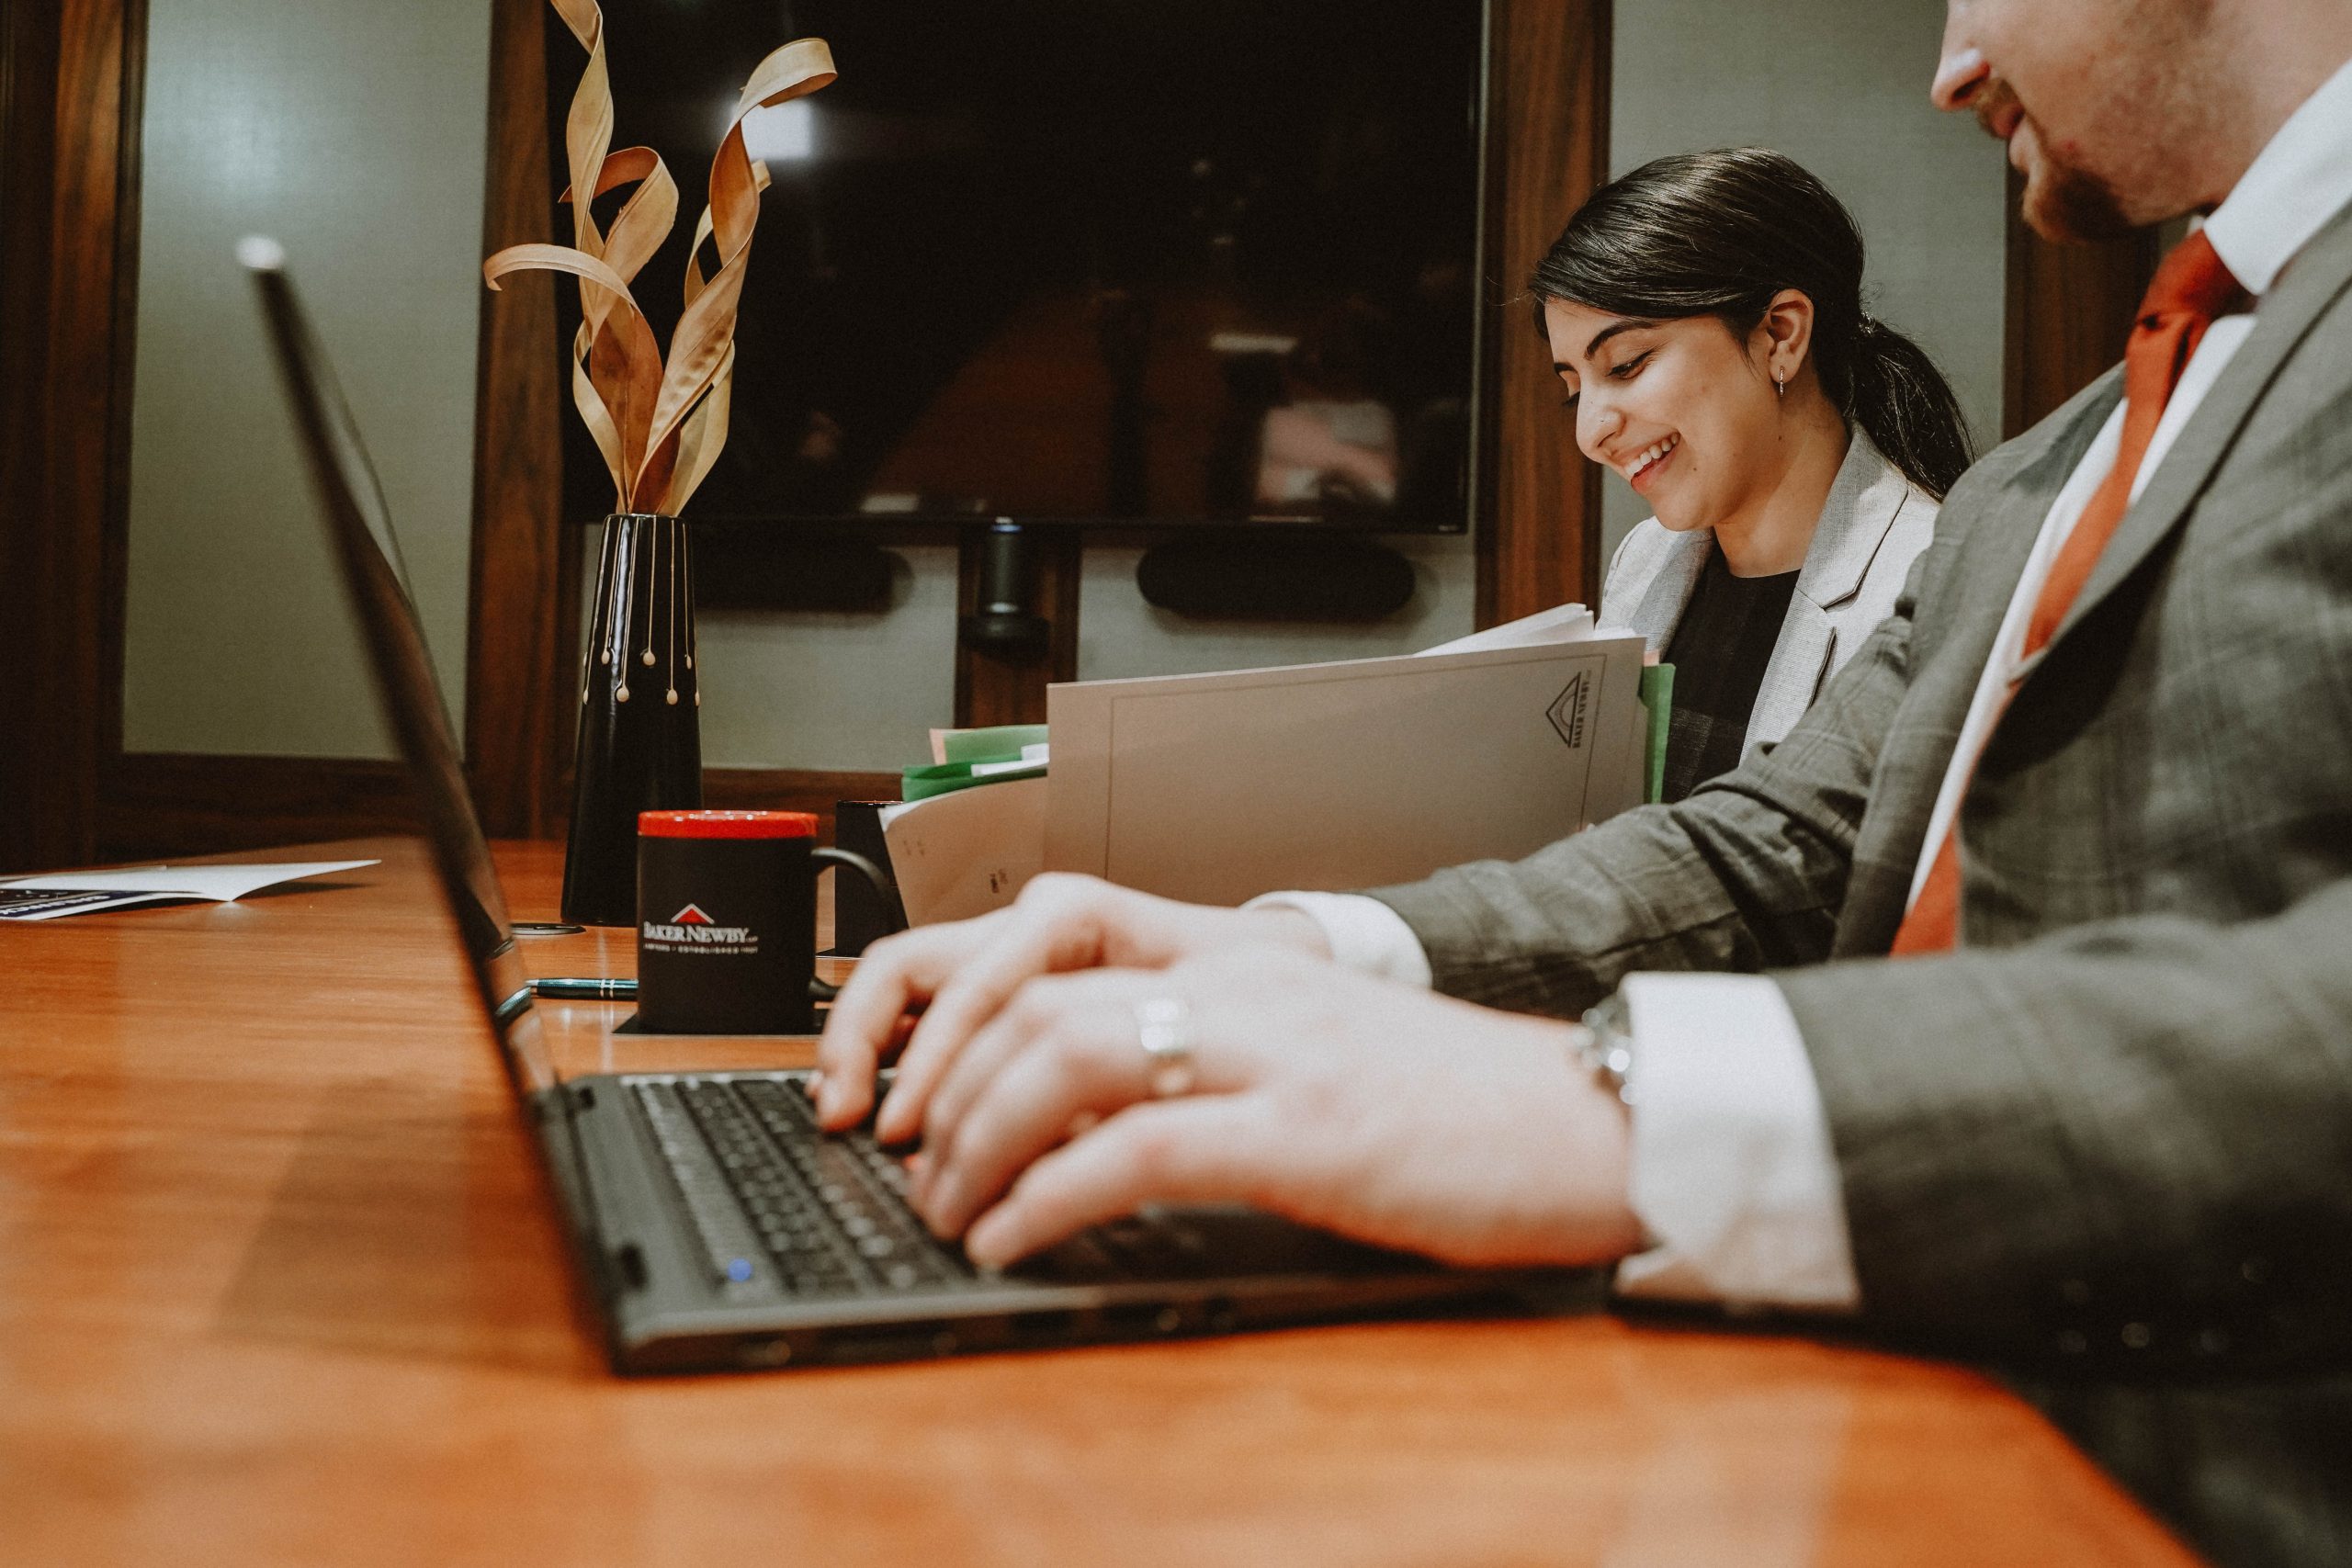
[1259,53,2352,1312]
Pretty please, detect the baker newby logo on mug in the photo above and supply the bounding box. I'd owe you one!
[641,903,758,950]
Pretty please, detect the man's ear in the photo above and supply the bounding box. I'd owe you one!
[1754,288,1818,386]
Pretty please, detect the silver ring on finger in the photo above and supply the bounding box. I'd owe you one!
[1134,996,1195,1099]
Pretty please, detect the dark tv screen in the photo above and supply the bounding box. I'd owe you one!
[559,1,1487,533]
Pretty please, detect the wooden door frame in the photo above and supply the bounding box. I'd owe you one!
[1478,0,1612,628]
[0,0,143,874]
[463,0,574,840]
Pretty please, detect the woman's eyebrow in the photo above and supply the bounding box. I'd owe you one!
[1583,318,1657,357]
[1550,318,1657,373]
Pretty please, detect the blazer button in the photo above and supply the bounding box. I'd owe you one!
[2060,1279,2091,1305]
[2120,1322,2153,1349]
[2056,1329,2088,1355]
[2195,1327,2230,1356]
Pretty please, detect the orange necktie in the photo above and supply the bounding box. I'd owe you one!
[1890,231,2248,955]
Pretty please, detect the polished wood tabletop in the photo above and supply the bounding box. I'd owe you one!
[0,838,2206,1567]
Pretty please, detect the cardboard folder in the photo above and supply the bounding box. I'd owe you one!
[1044,631,1647,907]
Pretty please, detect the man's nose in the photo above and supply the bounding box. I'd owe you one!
[1932,43,1990,112]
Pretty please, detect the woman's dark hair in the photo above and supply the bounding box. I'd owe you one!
[1530,148,1973,498]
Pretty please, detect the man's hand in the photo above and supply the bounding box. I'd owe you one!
[899,948,1645,1271]
[814,873,1329,1140]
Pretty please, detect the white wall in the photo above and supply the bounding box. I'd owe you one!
[1597,0,2011,570]
[121,0,492,758]
[668,543,960,772]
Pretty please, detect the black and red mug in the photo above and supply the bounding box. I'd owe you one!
[635,810,898,1034]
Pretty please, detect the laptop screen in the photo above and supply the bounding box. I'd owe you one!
[243,237,557,1097]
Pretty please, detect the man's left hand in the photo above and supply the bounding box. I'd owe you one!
[904,949,1647,1271]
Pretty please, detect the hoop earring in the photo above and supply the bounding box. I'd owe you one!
[1774,369,1786,402]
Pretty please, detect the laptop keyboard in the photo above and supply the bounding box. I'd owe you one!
[631,1074,974,1298]
[626,1071,1347,1302]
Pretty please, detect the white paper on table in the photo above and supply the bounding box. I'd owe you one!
[0,859,380,920]
[878,779,1046,925]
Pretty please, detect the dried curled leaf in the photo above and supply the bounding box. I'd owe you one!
[482,0,835,514]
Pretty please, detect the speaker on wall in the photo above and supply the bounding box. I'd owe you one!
[961,521,1053,660]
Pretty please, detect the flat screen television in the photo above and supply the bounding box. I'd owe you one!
[555,0,1489,535]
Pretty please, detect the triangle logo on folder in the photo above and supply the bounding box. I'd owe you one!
[1546,674,1589,750]
[672,904,715,925]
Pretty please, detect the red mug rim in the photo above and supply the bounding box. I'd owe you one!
[638,809,819,840]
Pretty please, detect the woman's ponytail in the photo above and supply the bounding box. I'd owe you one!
[1841,316,1973,499]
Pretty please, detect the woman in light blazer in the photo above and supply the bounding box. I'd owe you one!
[1535,150,1973,801]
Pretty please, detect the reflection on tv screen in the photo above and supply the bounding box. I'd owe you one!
[562,0,1485,532]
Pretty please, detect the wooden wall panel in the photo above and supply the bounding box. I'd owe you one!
[97,754,422,863]
[0,0,142,875]
[465,0,573,838]
[2003,168,2158,439]
[93,756,891,864]
[1477,0,1611,628]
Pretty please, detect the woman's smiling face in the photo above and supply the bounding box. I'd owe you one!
[1542,298,1792,535]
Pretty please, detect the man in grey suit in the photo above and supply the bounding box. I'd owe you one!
[816,0,2352,1377]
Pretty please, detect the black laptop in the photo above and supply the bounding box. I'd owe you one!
[243,238,1592,1371]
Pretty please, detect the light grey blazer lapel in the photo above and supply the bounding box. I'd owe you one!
[1598,432,1937,756]
[1603,523,1711,654]
[2041,203,2352,667]
[1745,433,1932,750]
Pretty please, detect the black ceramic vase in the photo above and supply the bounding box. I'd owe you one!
[561,513,704,925]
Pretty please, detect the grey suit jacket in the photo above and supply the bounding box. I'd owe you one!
[1371,203,2352,1369]
[1600,431,1938,756]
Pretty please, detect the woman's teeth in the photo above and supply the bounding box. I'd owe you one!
[1629,434,1679,480]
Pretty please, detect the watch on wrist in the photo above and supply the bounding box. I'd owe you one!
[1570,992,1637,1106]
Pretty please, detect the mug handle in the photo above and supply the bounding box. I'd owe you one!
[808,846,904,1004]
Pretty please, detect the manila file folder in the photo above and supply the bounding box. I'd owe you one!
[1044,634,1646,907]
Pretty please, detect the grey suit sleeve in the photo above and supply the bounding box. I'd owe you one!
[1776,880,2352,1370]
[1362,560,1920,1019]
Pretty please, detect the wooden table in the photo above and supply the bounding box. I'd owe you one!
[0,838,2205,1566]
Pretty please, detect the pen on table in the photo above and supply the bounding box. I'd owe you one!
[529,976,639,1001]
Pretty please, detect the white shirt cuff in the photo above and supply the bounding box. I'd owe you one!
[1244,891,1433,988]
[1611,973,1860,1312]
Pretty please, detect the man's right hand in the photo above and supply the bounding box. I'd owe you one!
[812,873,1330,1141]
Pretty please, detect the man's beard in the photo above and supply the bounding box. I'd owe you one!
[1976,75,2138,243]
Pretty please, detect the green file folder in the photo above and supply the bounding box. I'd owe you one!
[1640,664,1674,806]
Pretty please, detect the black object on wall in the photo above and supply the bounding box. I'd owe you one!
[961,520,1053,659]
[1136,535,1417,623]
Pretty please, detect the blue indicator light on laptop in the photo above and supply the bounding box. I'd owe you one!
[727,1258,754,1283]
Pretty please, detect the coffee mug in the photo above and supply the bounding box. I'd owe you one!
[635,810,899,1033]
